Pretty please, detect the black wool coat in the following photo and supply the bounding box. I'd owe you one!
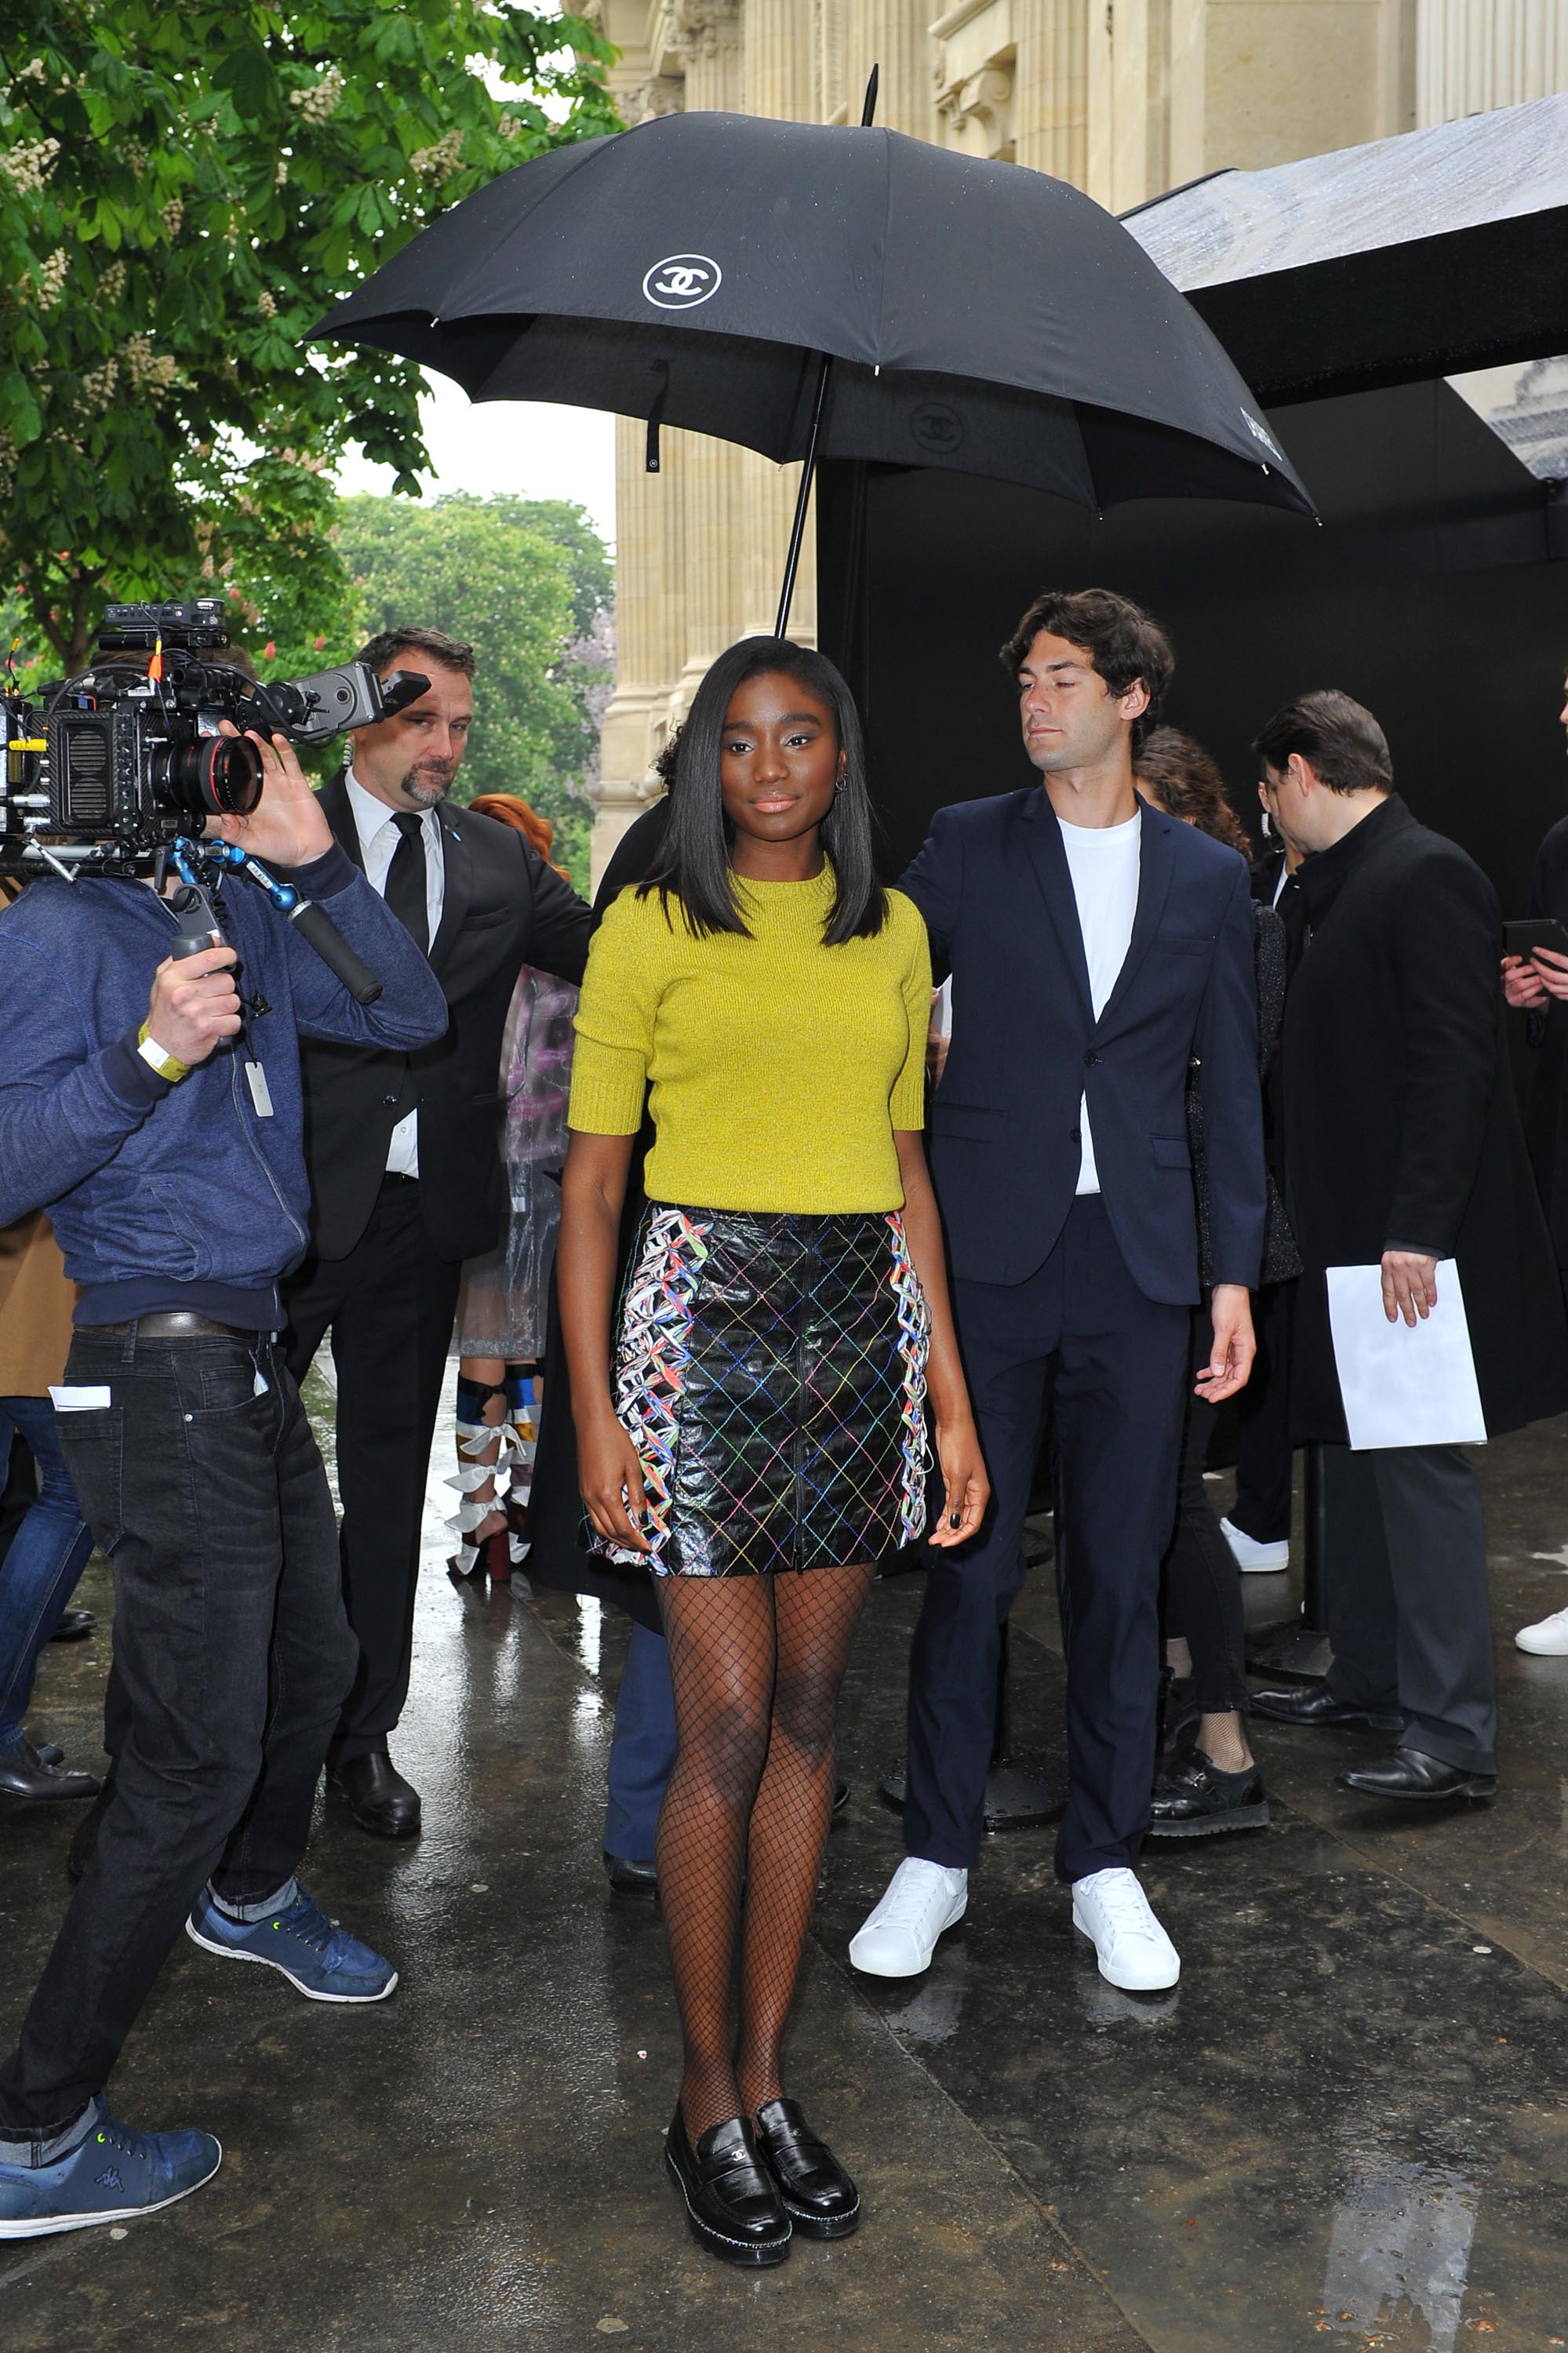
[1520,812,1568,1264]
[297,773,591,1264]
[1281,794,1568,1444]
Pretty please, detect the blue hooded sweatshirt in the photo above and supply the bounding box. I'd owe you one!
[0,842,447,1329]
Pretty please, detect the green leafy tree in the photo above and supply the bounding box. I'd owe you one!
[0,3,617,675]
[334,489,613,889]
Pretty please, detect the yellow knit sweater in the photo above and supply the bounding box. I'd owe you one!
[568,865,932,1214]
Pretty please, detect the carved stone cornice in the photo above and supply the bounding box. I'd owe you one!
[671,0,740,65]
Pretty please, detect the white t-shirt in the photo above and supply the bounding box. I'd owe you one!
[346,769,446,1176]
[1059,809,1141,1195]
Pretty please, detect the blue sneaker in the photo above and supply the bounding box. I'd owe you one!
[184,1883,398,2004]
[0,2098,220,2238]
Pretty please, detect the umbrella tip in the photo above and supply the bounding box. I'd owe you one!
[861,65,879,127]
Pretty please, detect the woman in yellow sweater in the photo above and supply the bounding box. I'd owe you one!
[560,637,987,2269]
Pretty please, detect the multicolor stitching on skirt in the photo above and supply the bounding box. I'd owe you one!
[591,1203,932,1577]
[605,1204,713,1564]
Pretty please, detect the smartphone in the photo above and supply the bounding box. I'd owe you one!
[1503,918,1568,961]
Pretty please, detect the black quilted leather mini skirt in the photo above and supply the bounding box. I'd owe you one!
[588,1202,931,1577]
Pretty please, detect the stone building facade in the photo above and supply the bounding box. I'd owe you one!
[582,0,1568,881]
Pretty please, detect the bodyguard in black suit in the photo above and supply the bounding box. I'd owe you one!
[1251,691,1568,1797]
[849,589,1264,1995]
[282,629,591,1835]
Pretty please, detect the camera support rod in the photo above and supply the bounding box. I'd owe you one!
[190,840,384,1005]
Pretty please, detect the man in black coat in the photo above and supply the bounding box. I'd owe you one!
[1502,665,1568,1654]
[283,627,591,1835]
[1251,690,1568,1800]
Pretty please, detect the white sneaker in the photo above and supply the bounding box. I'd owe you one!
[1219,1516,1290,1573]
[1515,1603,1568,1655]
[848,1858,968,1977]
[1071,1867,1181,1991]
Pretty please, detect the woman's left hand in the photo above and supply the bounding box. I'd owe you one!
[928,1413,989,1549]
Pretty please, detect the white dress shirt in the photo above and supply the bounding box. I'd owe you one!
[1059,808,1141,1195]
[345,769,445,1176]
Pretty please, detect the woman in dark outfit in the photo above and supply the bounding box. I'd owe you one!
[558,639,987,2268]
[1130,731,1297,1838]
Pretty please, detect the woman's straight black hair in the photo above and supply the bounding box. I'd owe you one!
[638,636,888,946]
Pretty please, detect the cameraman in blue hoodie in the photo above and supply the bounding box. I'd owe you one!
[0,725,446,2241]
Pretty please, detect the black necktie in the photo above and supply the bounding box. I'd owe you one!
[384,811,428,954]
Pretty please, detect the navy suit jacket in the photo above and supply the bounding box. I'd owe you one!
[900,788,1265,1305]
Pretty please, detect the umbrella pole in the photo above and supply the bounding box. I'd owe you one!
[773,355,831,641]
[772,65,881,643]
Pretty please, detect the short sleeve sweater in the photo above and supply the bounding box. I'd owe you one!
[567,865,932,1215]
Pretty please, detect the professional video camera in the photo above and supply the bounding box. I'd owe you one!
[1,598,427,866]
[0,598,430,1004]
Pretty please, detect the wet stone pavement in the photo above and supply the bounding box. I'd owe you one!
[2,1377,1566,2353]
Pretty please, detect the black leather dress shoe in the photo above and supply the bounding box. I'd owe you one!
[49,1608,96,1642]
[1251,1682,1402,1731]
[1148,1750,1270,1839]
[0,1737,100,1802]
[664,2105,790,2267]
[832,1779,849,1816]
[603,1849,658,1897]
[330,1749,421,1838]
[754,2097,860,2238]
[1336,1747,1497,1802]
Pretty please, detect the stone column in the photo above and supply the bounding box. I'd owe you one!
[1013,0,1090,188]
[591,413,688,889]
[846,2,936,140]
[671,0,751,705]
[738,0,817,645]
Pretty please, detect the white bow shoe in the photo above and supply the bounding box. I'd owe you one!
[848,1858,968,1977]
[1071,1866,1181,1991]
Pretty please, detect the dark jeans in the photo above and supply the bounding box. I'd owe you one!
[904,1196,1191,1883]
[0,1398,93,1750]
[1320,1440,1497,1773]
[283,1179,462,1760]
[0,1326,355,2136]
[1231,1279,1295,1547]
[1160,1312,1249,1716]
[604,1620,678,1864]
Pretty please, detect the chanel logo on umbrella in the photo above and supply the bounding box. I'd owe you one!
[911,402,965,455]
[642,253,722,310]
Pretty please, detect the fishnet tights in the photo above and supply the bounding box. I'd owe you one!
[656,1565,875,2140]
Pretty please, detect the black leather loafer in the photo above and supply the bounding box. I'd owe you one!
[330,1749,421,1838]
[603,1849,658,1897]
[1148,1750,1270,1839]
[49,1607,96,1642]
[1251,1683,1402,1731]
[665,2105,791,2267]
[755,2097,860,2238]
[0,1737,100,1802]
[1336,1747,1497,1802]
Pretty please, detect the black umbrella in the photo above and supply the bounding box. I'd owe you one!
[313,84,1312,634]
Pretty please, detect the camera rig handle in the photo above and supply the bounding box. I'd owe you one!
[193,839,384,1005]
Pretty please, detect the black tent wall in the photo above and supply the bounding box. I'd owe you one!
[819,377,1568,922]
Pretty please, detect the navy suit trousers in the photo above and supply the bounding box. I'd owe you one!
[904,1196,1190,1882]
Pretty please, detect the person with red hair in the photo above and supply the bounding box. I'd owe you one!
[447,798,580,1587]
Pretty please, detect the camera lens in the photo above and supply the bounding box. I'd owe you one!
[160,734,264,819]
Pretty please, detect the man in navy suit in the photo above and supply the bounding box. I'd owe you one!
[850,589,1264,1991]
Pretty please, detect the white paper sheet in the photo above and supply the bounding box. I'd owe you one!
[1326,1260,1486,1451]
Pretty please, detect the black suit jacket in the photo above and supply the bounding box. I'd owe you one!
[297,774,591,1263]
[1523,812,1568,1261]
[1282,794,1568,1442]
[900,788,1265,1304]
